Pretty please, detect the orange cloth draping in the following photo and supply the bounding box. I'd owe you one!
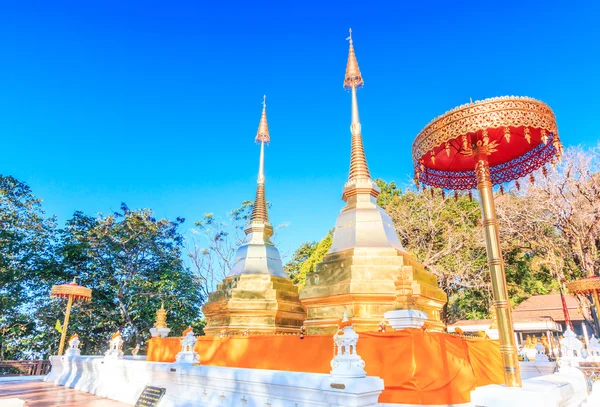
[146,329,503,405]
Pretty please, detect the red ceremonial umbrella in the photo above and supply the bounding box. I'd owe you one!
[412,96,562,387]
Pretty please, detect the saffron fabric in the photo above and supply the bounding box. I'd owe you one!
[146,329,503,405]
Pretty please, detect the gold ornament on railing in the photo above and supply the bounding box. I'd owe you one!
[504,127,511,143]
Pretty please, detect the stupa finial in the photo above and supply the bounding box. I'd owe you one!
[251,97,269,224]
[344,29,363,89]
[255,95,270,143]
[343,30,371,183]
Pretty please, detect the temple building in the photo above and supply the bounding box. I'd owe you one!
[299,31,447,334]
[202,98,306,336]
[448,294,590,344]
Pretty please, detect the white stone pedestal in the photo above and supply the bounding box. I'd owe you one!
[384,309,428,330]
[519,361,557,380]
[322,376,384,407]
[149,327,170,338]
[471,366,588,407]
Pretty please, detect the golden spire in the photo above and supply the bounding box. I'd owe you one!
[344,29,371,183]
[154,301,168,329]
[251,96,269,224]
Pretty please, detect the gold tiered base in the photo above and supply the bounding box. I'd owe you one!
[300,247,447,334]
[202,274,306,336]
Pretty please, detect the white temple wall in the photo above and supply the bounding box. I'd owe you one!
[48,356,384,407]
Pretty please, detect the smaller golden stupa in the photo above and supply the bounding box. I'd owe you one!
[154,302,168,329]
[202,97,306,336]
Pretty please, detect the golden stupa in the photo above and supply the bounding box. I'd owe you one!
[202,97,306,336]
[154,302,168,329]
[299,31,447,334]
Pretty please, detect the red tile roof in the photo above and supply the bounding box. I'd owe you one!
[449,294,585,327]
[512,294,584,322]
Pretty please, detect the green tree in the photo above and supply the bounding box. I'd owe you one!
[43,204,204,356]
[375,178,401,209]
[284,231,333,289]
[0,175,57,360]
[284,241,318,285]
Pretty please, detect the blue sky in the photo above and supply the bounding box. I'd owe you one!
[1,1,599,258]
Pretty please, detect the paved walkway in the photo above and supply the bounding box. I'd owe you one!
[0,380,131,406]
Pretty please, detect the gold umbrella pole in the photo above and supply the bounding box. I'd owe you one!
[57,295,73,356]
[592,291,600,335]
[475,151,522,387]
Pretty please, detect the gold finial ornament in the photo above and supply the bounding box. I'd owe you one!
[541,129,548,145]
[255,95,270,143]
[504,127,511,143]
[154,302,168,329]
[344,29,364,89]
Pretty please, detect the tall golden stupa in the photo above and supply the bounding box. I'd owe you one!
[299,31,447,334]
[202,97,306,336]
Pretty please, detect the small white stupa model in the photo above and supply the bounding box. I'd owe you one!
[64,334,81,357]
[534,341,549,362]
[559,326,584,368]
[175,327,200,365]
[104,331,124,359]
[330,313,366,378]
[588,336,600,361]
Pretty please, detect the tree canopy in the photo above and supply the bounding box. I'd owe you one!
[1,191,204,359]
